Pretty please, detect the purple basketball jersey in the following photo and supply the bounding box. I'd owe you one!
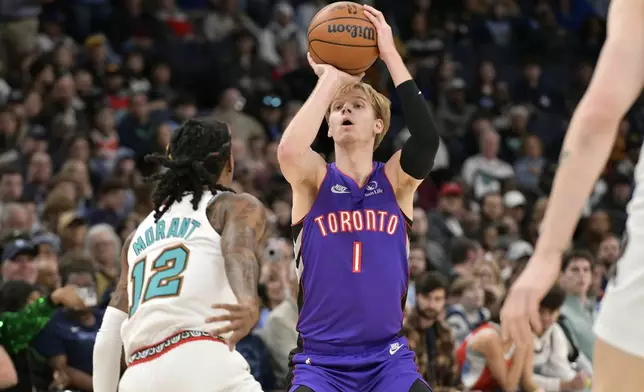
[292,162,411,354]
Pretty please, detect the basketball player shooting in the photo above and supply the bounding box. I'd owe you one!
[92,119,267,392]
[501,0,644,391]
[277,5,439,392]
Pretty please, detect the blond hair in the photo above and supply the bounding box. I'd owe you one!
[328,82,391,150]
[450,276,480,297]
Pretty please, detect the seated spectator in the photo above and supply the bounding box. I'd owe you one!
[461,127,514,200]
[85,179,127,228]
[446,276,489,345]
[427,182,465,249]
[559,250,596,364]
[85,224,121,298]
[403,272,462,392]
[456,297,539,392]
[1,239,38,284]
[0,281,85,391]
[58,211,88,253]
[257,258,298,389]
[32,259,103,392]
[406,242,433,309]
[447,237,478,283]
[533,285,591,391]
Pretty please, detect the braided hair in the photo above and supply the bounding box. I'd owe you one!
[144,118,234,222]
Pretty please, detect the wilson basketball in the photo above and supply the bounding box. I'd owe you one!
[307,2,379,75]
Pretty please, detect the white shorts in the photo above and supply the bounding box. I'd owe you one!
[119,334,262,392]
[594,241,644,358]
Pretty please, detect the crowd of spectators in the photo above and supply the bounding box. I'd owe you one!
[0,0,634,390]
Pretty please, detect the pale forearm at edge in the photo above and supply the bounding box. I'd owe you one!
[382,52,412,88]
[534,114,619,259]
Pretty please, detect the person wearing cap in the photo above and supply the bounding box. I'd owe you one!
[1,239,38,284]
[32,231,61,258]
[58,211,88,253]
[503,240,533,283]
[403,272,463,392]
[436,78,477,139]
[504,190,526,226]
[428,182,464,248]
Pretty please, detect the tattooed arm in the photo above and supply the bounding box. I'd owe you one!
[208,192,267,303]
[107,233,133,312]
[93,233,133,392]
[205,192,267,349]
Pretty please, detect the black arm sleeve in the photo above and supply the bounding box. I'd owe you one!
[397,80,440,180]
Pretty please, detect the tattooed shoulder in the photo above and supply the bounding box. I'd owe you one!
[108,232,134,312]
[206,192,235,235]
[559,149,571,164]
[207,193,267,241]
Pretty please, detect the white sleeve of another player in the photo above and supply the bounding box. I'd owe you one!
[93,307,127,392]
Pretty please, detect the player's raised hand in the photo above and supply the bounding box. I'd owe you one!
[205,302,259,351]
[500,253,561,347]
[307,52,364,85]
[362,5,397,62]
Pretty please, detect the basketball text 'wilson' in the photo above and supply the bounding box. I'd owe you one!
[327,24,375,41]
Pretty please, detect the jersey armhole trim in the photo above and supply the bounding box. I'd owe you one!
[291,164,330,227]
[381,165,413,228]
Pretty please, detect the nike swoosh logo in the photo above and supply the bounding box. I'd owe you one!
[389,344,401,355]
[331,184,350,194]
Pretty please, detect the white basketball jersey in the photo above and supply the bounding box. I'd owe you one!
[120,191,237,357]
[627,149,644,237]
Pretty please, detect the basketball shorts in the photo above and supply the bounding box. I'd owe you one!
[119,330,262,392]
[594,240,644,358]
[287,335,428,392]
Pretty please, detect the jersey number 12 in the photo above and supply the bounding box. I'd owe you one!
[129,245,190,316]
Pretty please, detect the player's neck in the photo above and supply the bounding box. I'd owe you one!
[334,147,374,187]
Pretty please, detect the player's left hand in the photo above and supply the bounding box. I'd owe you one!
[362,5,398,62]
[205,302,259,351]
[500,253,561,347]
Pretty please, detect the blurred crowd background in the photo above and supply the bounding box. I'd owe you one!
[0,0,632,391]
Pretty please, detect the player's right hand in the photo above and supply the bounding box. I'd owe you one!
[205,301,260,351]
[307,52,364,85]
[500,254,561,347]
[50,285,87,311]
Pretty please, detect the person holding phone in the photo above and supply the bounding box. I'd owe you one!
[32,259,102,392]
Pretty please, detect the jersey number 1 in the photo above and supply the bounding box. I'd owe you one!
[129,245,190,316]
[352,241,363,273]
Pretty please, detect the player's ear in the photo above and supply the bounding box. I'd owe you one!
[373,119,384,135]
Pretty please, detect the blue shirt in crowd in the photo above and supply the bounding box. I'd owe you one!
[33,308,104,375]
